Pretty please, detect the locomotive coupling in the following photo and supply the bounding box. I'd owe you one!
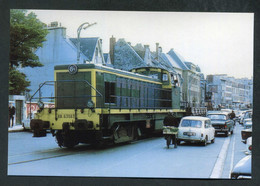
[30,119,50,137]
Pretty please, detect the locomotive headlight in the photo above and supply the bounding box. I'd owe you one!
[38,101,44,109]
[37,101,44,112]
[87,100,95,112]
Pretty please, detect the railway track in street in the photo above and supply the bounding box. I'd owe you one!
[8,137,154,166]
[8,144,95,166]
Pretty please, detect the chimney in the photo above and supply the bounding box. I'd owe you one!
[156,43,159,59]
[158,47,162,54]
[61,27,66,38]
[110,36,116,65]
[50,21,58,27]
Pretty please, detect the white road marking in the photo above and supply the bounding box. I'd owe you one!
[229,126,237,177]
[210,135,231,178]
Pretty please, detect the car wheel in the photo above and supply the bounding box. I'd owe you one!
[225,131,228,137]
[177,140,181,145]
[231,130,234,135]
[211,138,215,143]
[202,136,208,146]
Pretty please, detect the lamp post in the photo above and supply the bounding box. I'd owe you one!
[188,73,197,106]
[77,22,97,64]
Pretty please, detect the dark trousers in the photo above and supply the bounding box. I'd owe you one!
[172,134,177,147]
[9,116,14,127]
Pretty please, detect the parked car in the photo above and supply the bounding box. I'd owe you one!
[177,116,215,146]
[230,155,251,179]
[207,112,234,137]
[241,128,252,144]
[239,111,247,124]
[221,109,232,113]
[206,110,222,115]
[241,110,252,125]
[245,137,252,155]
[243,118,252,129]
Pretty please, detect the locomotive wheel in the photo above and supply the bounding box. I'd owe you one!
[55,131,64,147]
[55,130,79,148]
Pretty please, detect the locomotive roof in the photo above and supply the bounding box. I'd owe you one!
[55,63,163,82]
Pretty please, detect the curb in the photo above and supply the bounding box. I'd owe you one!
[8,129,25,133]
[8,127,26,133]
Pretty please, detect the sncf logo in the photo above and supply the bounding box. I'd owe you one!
[68,64,78,74]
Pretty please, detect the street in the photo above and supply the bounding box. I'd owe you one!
[8,122,248,178]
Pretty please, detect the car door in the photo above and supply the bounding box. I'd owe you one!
[206,120,214,140]
[204,120,211,140]
[209,121,215,139]
[226,115,232,131]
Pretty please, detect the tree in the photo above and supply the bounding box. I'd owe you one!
[9,9,48,94]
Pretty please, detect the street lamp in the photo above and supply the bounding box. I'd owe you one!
[188,73,197,106]
[77,22,97,64]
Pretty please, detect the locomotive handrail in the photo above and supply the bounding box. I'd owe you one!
[29,80,103,102]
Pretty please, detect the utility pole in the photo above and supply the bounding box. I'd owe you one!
[77,22,97,64]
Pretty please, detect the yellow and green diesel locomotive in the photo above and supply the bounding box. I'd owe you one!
[30,63,186,148]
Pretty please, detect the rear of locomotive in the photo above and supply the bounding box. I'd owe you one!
[30,64,104,148]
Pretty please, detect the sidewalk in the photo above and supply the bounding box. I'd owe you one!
[8,124,25,132]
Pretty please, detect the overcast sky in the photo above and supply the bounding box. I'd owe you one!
[28,10,254,79]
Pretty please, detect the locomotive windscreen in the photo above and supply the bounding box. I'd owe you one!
[55,72,91,109]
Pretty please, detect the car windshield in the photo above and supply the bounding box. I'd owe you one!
[245,112,252,118]
[207,114,226,120]
[181,120,202,128]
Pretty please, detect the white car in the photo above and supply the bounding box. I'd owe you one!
[240,110,252,124]
[243,118,252,129]
[177,116,215,146]
[245,137,252,155]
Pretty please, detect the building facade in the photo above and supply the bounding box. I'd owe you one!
[19,22,109,101]
[206,74,253,109]
[110,37,203,108]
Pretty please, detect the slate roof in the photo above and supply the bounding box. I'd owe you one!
[70,37,99,61]
[133,44,146,59]
[167,49,189,70]
[113,39,147,71]
[103,53,109,62]
[184,62,192,70]
[150,52,176,73]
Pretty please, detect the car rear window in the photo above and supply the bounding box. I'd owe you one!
[207,114,226,120]
[181,120,202,128]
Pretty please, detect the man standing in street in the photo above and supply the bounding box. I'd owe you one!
[229,110,236,126]
[9,104,15,128]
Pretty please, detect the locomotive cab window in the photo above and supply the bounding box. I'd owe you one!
[105,82,116,104]
[162,73,168,82]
